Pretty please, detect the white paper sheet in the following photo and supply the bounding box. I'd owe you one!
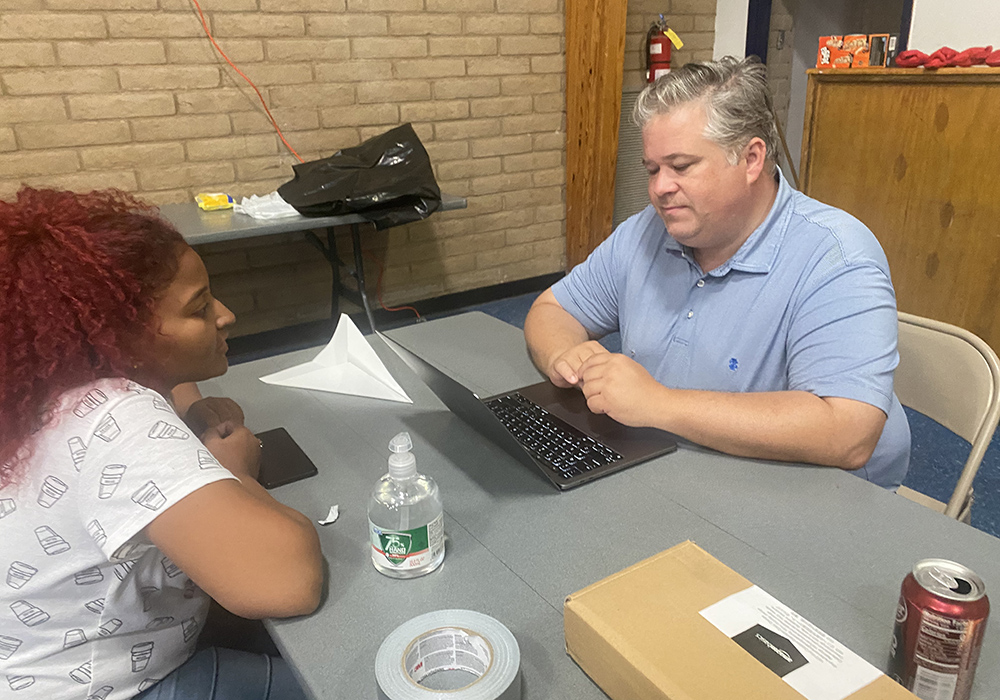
[700,585,882,700]
[259,314,411,403]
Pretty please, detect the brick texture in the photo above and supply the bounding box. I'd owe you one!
[1,41,55,66]
[0,3,717,338]
[767,0,794,158]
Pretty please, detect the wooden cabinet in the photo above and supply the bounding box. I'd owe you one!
[800,67,1000,351]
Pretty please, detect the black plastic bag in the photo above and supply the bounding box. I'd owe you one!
[277,123,441,230]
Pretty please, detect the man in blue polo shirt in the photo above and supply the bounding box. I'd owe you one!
[524,56,909,489]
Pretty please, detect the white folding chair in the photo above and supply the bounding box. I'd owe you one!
[895,312,1000,521]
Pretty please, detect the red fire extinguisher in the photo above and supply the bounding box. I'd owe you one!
[646,15,672,82]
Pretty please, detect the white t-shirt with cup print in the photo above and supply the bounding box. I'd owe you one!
[0,379,237,699]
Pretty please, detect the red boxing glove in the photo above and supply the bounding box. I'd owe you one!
[895,49,928,67]
[951,45,993,66]
[924,46,958,68]
[987,49,1000,67]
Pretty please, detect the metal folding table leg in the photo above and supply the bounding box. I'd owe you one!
[350,222,377,333]
[303,227,344,328]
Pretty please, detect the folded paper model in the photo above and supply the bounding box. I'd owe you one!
[259,314,411,403]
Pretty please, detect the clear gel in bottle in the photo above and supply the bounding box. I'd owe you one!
[367,432,444,578]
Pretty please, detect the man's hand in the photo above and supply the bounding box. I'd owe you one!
[548,341,609,388]
[578,352,664,427]
[201,421,261,481]
[183,397,245,438]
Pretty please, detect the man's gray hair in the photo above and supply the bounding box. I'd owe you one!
[633,56,779,171]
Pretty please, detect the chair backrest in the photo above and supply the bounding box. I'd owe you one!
[896,311,1000,517]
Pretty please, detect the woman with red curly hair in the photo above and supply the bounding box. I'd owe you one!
[0,188,322,699]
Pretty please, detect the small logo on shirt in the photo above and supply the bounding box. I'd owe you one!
[728,358,739,371]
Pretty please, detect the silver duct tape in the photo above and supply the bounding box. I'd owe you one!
[376,610,521,700]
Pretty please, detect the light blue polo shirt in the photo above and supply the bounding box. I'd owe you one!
[552,171,910,489]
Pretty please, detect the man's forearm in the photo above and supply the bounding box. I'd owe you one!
[641,385,885,470]
[524,292,590,377]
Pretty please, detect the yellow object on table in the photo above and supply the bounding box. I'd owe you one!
[195,192,234,211]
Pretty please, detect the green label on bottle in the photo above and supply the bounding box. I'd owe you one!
[369,514,443,569]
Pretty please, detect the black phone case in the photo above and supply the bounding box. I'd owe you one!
[255,427,318,489]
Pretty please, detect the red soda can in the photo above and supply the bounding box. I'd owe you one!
[888,558,989,700]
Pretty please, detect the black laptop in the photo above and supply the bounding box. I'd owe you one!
[378,332,677,490]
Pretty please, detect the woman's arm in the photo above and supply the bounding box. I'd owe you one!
[170,382,204,418]
[170,383,245,437]
[145,423,323,619]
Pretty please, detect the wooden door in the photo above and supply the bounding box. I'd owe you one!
[565,0,629,268]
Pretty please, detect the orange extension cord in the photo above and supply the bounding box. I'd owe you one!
[363,248,422,319]
[189,0,303,163]
[190,0,420,319]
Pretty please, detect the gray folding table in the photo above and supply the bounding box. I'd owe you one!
[201,312,1000,699]
[160,194,466,331]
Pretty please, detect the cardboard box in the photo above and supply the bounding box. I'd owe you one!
[844,34,870,67]
[564,541,916,700]
[829,47,854,68]
[817,35,843,68]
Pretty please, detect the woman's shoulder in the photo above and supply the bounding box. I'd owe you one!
[54,378,167,418]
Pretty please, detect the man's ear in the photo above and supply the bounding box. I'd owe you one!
[743,137,768,184]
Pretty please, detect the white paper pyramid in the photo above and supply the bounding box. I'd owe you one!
[259,314,411,403]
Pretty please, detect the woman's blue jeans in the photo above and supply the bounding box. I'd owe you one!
[134,647,309,700]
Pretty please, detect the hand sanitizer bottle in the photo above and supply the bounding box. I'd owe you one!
[368,432,444,578]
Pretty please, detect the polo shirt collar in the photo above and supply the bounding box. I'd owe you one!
[662,167,794,276]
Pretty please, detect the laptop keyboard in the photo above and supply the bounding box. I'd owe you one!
[484,393,623,481]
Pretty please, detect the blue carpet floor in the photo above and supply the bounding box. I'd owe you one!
[449,292,1000,539]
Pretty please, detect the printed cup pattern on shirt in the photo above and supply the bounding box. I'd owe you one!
[74,567,104,586]
[197,450,221,470]
[6,562,37,590]
[131,481,167,511]
[87,519,108,547]
[147,421,189,441]
[74,390,108,418]
[37,476,68,508]
[7,674,35,690]
[131,642,154,672]
[94,415,121,443]
[0,381,237,698]
[70,659,92,684]
[98,618,122,637]
[0,635,23,660]
[10,600,49,627]
[160,557,182,578]
[63,629,87,649]
[68,437,87,471]
[151,398,172,413]
[35,525,71,555]
[98,464,127,499]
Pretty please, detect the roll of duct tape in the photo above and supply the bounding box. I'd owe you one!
[375,610,521,700]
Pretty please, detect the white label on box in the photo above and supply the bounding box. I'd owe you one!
[700,585,882,700]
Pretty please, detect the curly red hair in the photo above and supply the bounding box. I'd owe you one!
[0,187,186,488]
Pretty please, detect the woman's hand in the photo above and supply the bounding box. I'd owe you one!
[200,421,261,481]
[183,397,245,437]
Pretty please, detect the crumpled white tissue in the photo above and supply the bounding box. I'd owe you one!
[318,505,340,525]
[234,192,300,219]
